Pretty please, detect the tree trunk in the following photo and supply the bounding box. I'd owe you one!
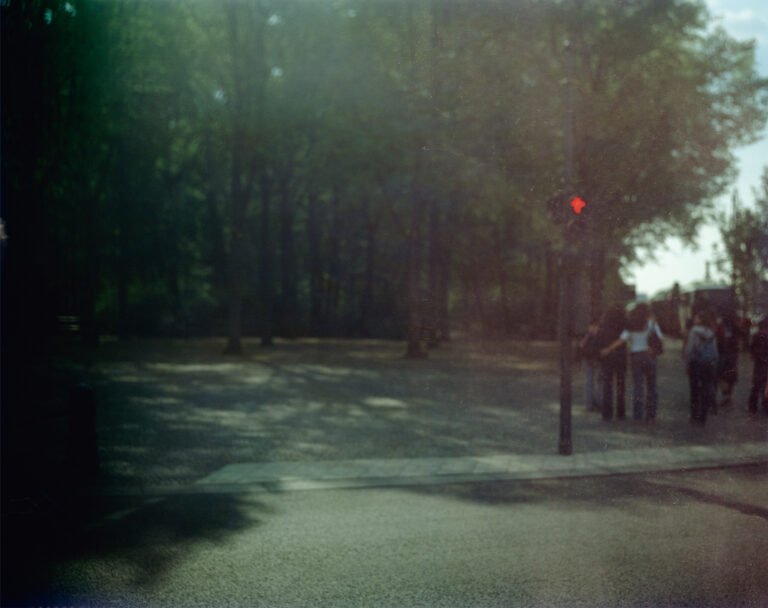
[278,175,298,338]
[495,226,511,336]
[437,241,451,342]
[307,193,323,336]
[425,198,441,347]
[259,173,275,347]
[223,7,246,355]
[223,189,246,354]
[405,188,427,358]
[543,247,557,339]
[223,3,267,353]
[359,206,377,338]
[324,193,341,335]
[223,125,247,354]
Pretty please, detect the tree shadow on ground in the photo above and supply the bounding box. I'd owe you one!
[4,492,268,607]
[409,463,768,522]
[57,494,273,592]
[52,337,768,491]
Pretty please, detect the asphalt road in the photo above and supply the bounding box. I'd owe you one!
[21,464,768,608]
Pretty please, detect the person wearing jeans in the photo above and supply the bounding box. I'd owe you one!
[580,322,602,412]
[596,306,627,421]
[601,303,662,423]
[684,310,719,423]
[629,350,657,421]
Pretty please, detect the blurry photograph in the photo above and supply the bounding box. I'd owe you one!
[2,1,767,606]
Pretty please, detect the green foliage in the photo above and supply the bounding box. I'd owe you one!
[717,169,768,314]
[4,0,766,345]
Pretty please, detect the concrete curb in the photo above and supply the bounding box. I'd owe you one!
[86,442,768,497]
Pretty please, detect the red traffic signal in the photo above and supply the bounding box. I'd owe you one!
[569,196,586,214]
[546,191,589,225]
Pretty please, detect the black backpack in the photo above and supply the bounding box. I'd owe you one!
[648,324,663,356]
[691,333,718,365]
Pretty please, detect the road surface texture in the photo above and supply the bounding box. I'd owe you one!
[3,337,766,607]
[29,465,768,608]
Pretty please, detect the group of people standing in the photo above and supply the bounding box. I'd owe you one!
[580,303,662,424]
[580,303,768,425]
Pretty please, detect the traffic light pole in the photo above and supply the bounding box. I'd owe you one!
[558,40,575,456]
[558,251,573,455]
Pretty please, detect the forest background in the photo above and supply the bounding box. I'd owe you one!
[3,0,768,371]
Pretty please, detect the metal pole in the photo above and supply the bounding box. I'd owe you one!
[558,254,573,455]
[559,40,575,456]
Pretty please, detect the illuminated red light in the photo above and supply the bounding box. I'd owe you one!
[570,196,586,214]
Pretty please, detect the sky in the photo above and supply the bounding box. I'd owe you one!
[626,0,768,298]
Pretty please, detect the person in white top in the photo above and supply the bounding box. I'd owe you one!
[601,303,663,423]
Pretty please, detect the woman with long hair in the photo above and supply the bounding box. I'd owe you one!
[601,303,663,423]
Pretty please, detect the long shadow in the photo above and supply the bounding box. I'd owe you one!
[6,492,269,607]
[64,340,566,489]
[666,484,768,521]
[409,463,768,522]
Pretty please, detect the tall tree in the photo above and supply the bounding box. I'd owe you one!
[717,170,768,313]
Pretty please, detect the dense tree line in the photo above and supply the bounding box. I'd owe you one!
[3,0,767,362]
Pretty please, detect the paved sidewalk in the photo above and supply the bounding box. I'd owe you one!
[87,441,768,496]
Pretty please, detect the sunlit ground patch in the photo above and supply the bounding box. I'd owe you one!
[363,397,408,408]
[146,363,246,374]
[130,396,183,406]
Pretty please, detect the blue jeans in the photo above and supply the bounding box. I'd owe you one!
[630,352,657,420]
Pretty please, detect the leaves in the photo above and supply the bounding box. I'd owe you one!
[4,0,767,342]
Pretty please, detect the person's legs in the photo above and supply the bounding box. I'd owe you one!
[601,363,614,420]
[719,355,738,406]
[616,364,626,419]
[762,367,768,414]
[701,363,717,422]
[645,356,658,420]
[690,362,705,422]
[631,355,644,421]
[688,366,699,421]
[748,363,768,414]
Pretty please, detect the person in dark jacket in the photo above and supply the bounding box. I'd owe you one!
[715,311,742,408]
[579,320,602,412]
[747,316,768,416]
[684,309,719,424]
[596,306,627,421]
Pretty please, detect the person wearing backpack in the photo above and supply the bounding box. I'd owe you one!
[715,311,743,408]
[684,309,719,424]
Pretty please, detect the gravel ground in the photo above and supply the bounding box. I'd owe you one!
[52,336,768,489]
